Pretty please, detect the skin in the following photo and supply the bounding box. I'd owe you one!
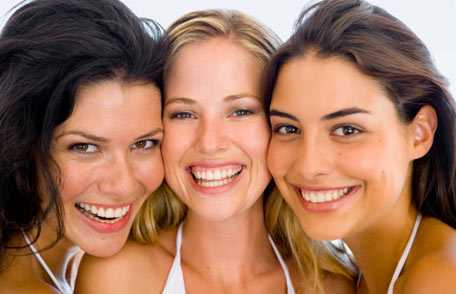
[77,37,296,294]
[0,80,164,293]
[76,38,354,294]
[268,51,456,293]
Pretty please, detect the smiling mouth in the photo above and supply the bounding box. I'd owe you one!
[299,186,358,203]
[75,202,130,224]
[189,166,243,188]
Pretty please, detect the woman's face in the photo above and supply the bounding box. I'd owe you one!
[51,80,163,256]
[163,37,271,221]
[267,53,423,240]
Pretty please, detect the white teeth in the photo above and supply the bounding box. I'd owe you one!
[191,166,243,189]
[114,208,122,218]
[105,208,114,218]
[98,207,106,218]
[198,177,231,188]
[77,203,130,220]
[192,166,242,181]
[300,187,352,203]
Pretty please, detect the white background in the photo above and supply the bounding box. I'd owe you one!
[1,0,455,96]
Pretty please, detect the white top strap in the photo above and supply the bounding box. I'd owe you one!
[21,230,73,294]
[162,222,186,294]
[387,213,422,294]
[268,235,296,294]
[162,223,295,294]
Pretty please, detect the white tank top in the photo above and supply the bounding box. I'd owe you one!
[162,223,295,294]
[387,213,422,294]
[356,213,422,293]
[21,230,82,294]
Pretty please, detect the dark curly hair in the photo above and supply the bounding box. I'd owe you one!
[0,0,166,267]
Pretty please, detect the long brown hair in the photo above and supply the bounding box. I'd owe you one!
[264,0,456,228]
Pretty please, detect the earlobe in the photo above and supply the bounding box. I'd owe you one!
[409,105,438,160]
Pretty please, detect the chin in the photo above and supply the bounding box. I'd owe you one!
[78,236,126,257]
[296,216,352,241]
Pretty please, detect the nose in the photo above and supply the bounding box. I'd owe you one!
[292,133,332,180]
[195,117,229,154]
[97,153,142,199]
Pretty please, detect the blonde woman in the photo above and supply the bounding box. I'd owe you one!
[76,10,353,293]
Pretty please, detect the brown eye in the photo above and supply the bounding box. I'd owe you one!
[332,125,360,136]
[131,139,158,150]
[69,143,98,153]
[273,124,300,135]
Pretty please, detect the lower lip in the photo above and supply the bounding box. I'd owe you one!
[298,186,360,213]
[189,169,243,195]
[77,206,132,234]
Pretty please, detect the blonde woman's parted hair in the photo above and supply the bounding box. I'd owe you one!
[131,9,280,243]
[130,9,355,293]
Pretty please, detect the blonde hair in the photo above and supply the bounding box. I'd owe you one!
[164,9,280,72]
[131,9,355,292]
[132,8,281,241]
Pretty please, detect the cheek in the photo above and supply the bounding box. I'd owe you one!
[137,153,165,193]
[162,126,187,163]
[267,139,294,179]
[57,161,96,204]
[338,138,410,196]
[162,126,192,187]
[233,118,270,162]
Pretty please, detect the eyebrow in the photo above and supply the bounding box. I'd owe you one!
[165,93,260,106]
[321,107,370,120]
[55,128,163,142]
[165,97,195,106]
[269,107,370,122]
[269,109,299,122]
[224,93,260,102]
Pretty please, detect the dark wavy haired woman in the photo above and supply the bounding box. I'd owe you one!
[265,0,456,293]
[0,0,166,292]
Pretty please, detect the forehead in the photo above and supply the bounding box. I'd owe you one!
[58,80,161,132]
[164,37,263,101]
[271,52,394,117]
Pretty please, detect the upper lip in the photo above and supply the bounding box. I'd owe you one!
[187,160,244,169]
[75,201,132,209]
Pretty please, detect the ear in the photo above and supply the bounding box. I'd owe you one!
[408,105,438,160]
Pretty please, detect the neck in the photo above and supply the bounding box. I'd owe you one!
[25,220,78,286]
[2,220,78,290]
[181,198,278,284]
[346,204,418,294]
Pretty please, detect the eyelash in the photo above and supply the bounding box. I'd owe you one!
[231,108,255,117]
[130,139,160,150]
[68,139,159,154]
[331,125,363,137]
[169,111,195,120]
[272,124,300,135]
[169,109,255,119]
[69,143,98,153]
[272,124,363,138]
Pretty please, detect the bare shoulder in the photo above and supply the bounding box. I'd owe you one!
[0,277,59,294]
[322,273,355,294]
[75,236,176,294]
[0,256,59,294]
[399,217,456,293]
